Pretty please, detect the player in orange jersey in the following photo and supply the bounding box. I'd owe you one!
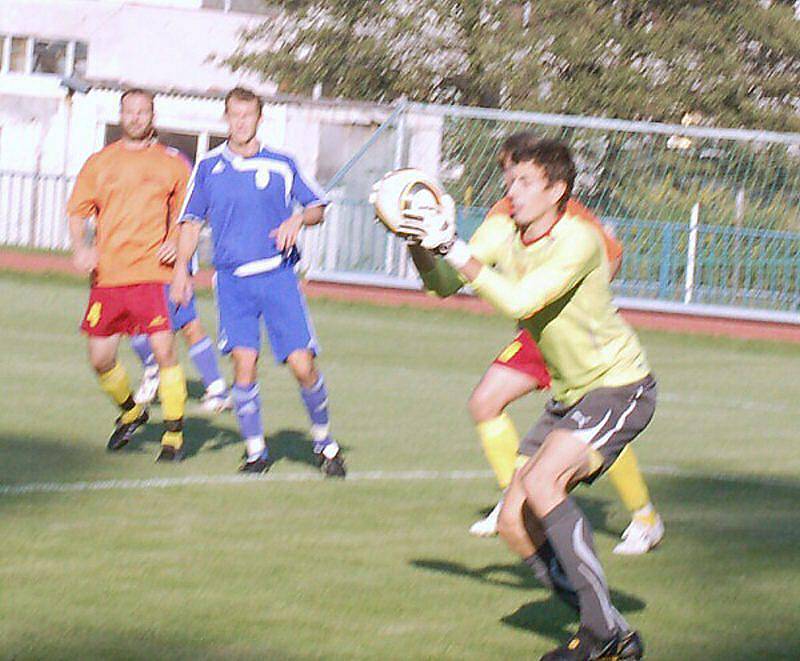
[67,88,189,461]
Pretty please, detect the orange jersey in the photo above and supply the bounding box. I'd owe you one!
[487,197,622,265]
[67,141,190,287]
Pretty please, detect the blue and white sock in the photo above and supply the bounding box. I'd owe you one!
[232,383,265,460]
[130,334,156,370]
[188,336,226,394]
[300,376,338,456]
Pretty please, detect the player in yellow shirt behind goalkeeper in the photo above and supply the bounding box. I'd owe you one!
[397,137,654,660]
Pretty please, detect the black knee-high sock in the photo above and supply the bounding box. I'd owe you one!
[541,498,617,639]
[524,542,580,612]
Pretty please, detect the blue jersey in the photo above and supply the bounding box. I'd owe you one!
[180,143,327,271]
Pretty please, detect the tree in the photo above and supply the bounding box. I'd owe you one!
[227,0,800,130]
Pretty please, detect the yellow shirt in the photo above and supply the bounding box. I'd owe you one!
[420,210,649,406]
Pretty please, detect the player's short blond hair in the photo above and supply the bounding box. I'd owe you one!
[224,87,263,117]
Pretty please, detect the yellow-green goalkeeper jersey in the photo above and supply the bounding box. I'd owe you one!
[420,210,650,406]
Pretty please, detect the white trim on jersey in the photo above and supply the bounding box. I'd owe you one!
[175,145,226,274]
[228,155,295,205]
[177,143,227,225]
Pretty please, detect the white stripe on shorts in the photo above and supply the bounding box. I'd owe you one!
[590,385,645,450]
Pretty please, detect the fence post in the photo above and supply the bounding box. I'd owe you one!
[732,188,745,302]
[684,202,700,304]
[658,224,673,299]
[29,171,40,247]
[324,197,340,273]
[385,106,408,277]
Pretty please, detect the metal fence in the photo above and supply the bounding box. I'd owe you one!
[0,171,74,250]
[315,102,800,320]
[2,101,799,321]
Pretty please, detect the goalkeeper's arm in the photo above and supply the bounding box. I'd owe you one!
[407,244,465,298]
[406,208,512,297]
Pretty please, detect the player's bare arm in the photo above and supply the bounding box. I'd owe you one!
[170,221,203,306]
[68,215,98,273]
[271,204,325,251]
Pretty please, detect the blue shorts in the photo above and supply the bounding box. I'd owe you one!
[215,266,318,363]
[164,284,198,331]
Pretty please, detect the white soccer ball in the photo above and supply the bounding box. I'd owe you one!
[369,168,445,234]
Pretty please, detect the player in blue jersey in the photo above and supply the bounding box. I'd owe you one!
[131,253,232,414]
[170,86,345,476]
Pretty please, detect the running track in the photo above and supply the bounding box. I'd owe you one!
[2,248,798,344]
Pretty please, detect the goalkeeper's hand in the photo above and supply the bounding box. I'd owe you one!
[396,194,457,254]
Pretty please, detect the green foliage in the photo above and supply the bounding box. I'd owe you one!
[228,0,800,130]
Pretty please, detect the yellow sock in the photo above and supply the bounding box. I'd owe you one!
[161,431,183,450]
[98,363,143,424]
[476,413,520,489]
[607,446,657,524]
[158,364,186,447]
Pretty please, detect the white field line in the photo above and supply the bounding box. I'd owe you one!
[0,465,796,498]
[659,391,791,414]
[0,470,492,496]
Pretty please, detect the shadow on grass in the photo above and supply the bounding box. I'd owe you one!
[1,628,313,661]
[472,494,622,540]
[501,589,645,642]
[0,435,101,487]
[410,557,644,643]
[412,472,800,657]
[122,410,226,461]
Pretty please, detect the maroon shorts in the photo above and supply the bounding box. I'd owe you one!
[80,283,172,337]
[492,329,551,390]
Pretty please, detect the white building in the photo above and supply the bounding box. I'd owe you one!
[0,0,440,252]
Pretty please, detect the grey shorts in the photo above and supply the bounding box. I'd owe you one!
[519,374,657,484]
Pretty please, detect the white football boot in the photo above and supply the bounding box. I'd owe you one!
[469,497,504,537]
[613,514,665,555]
[134,365,160,405]
[200,379,232,414]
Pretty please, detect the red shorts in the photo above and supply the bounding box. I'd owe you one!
[80,283,172,337]
[492,329,551,390]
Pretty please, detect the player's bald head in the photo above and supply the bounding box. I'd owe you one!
[119,88,155,141]
[120,88,155,112]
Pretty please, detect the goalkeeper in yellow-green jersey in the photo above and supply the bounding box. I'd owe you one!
[398,137,654,660]
[418,133,662,554]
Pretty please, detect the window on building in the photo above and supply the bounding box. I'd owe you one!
[1,36,88,77]
[105,125,200,164]
[32,40,68,75]
[201,0,273,15]
[9,37,28,73]
[73,41,88,77]
[158,130,199,164]
[208,134,227,150]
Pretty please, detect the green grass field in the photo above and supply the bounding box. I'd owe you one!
[1,272,799,660]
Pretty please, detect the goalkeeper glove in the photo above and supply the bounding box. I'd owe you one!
[396,194,457,254]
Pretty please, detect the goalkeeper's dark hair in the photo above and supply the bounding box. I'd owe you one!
[511,137,576,212]
[225,86,263,116]
[497,131,537,169]
[120,88,154,111]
